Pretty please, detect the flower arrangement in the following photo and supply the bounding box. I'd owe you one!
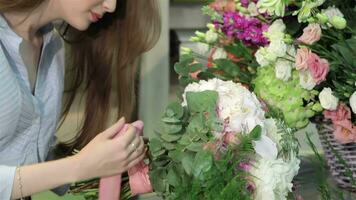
[149,78,299,200]
[177,0,356,142]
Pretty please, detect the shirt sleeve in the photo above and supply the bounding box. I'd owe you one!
[0,165,16,200]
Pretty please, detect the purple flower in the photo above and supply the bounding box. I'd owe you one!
[216,11,269,46]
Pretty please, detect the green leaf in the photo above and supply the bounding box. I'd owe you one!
[167,166,181,187]
[189,63,204,73]
[149,138,164,153]
[214,59,241,77]
[161,117,181,123]
[156,122,182,135]
[161,133,182,142]
[181,152,195,176]
[151,149,166,157]
[168,148,184,162]
[193,151,213,178]
[162,142,176,150]
[250,125,262,140]
[186,142,204,152]
[165,102,184,119]
[186,90,219,113]
[174,55,194,75]
[149,169,167,193]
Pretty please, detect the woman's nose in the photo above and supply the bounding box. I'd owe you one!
[103,0,117,13]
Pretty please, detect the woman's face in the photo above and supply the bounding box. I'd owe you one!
[57,0,117,30]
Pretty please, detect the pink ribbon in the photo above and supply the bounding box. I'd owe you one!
[98,121,153,200]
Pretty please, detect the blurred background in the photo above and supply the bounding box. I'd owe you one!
[35,0,326,199]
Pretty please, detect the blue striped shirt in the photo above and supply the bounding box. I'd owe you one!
[0,15,64,199]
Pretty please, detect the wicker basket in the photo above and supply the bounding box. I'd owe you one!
[316,118,356,191]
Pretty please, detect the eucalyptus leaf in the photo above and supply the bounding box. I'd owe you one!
[186,142,204,152]
[182,152,195,176]
[169,149,184,162]
[149,169,167,193]
[186,90,219,113]
[161,133,182,142]
[193,151,213,178]
[165,102,184,119]
[167,167,181,187]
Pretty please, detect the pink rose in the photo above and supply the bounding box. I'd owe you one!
[324,103,351,122]
[295,48,311,70]
[297,23,322,45]
[332,120,356,144]
[307,53,329,84]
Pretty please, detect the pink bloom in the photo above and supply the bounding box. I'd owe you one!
[223,132,240,144]
[332,120,356,144]
[324,103,351,122]
[129,162,153,195]
[295,48,312,70]
[297,24,322,45]
[239,162,252,172]
[210,0,235,12]
[307,53,329,84]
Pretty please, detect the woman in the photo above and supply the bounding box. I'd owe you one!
[0,0,160,199]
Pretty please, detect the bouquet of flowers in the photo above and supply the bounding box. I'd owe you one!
[174,0,356,192]
[149,78,300,199]
[177,0,355,133]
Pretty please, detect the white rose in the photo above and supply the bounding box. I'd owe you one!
[350,91,356,114]
[212,48,227,60]
[248,2,259,16]
[268,40,287,57]
[319,87,339,110]
[265,19,286,41]
[275,59,292,81]
[299,70,316,90]
[205,29,218,44]
[251,154,300,200]
[286,45,296,58]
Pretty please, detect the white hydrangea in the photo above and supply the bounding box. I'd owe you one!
[299,70,316,90]
[350,91,356,114]
[182,78,277,159]
[251,154,300,200]
[275,59,292,81]
[319,87,339,110]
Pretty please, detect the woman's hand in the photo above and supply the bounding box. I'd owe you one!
[73,117,147,180]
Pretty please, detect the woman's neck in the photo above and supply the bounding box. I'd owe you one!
[2,1,58,42]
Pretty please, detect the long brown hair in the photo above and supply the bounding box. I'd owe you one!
[0,0,161,152]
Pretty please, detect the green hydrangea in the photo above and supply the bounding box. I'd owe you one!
[253,66,321,129]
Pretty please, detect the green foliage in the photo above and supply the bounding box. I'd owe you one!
[148,91,263,199]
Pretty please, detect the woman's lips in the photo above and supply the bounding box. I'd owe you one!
[90,11,102,22]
